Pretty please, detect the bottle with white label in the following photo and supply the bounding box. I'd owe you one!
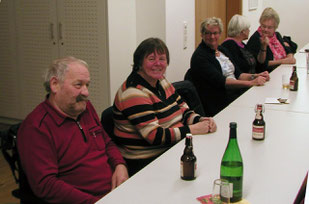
[252,104,265,140]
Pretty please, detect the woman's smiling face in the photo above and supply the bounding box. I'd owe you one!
[138,51,167,86]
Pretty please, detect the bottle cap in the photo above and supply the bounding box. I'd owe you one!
[255,104,265,113]
[230,122,237,128]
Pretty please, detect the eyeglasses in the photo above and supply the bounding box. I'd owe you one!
[261,24,275,30]
[204,31,221,36]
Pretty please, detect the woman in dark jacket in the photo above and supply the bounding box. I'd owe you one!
[247,7,296,72]
[222,14,268,74]
[190,17,269,117]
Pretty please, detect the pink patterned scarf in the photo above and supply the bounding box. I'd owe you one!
[258,26,286,60]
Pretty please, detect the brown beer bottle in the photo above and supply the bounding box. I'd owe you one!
[289,66,298,91]
[181,134,196,180]
[252,104,265,140]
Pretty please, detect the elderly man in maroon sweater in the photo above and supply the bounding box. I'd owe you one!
[17,56,128,204]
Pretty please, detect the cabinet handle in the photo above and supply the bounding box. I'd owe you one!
[58,23,63,40]
[50,23,54,40]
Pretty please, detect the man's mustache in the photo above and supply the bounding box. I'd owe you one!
[76,95,88,102]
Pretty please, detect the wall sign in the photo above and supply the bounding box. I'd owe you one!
[249,0,258,10]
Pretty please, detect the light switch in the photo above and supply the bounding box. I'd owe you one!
[183,21,188,50]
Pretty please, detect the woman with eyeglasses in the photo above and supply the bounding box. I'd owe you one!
[189,17,269,117]
[247,7,296,72]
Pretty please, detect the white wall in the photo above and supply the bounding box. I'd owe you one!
[136,0,166,44]
[242,0,265,37]
[107,0,136,104]
[107,0,167,104]
[165,0,195,83]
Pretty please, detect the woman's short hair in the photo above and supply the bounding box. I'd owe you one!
[259,7,280,29]
[200,17,223,35]
[43,56,89,93]
[227,14,251,37]
[133,38,170,72]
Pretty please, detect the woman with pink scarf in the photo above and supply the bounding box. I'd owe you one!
[247,7,296,72]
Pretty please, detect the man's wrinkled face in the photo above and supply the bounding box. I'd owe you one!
[54,62,90,118]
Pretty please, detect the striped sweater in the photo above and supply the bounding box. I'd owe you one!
[113,71,201,159]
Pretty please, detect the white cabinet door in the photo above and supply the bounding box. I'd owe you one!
[57,0,110,115]
[15,0,59,118]
[0,0,20,120]
[1,0,110,120]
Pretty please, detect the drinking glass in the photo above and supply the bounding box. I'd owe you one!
[212,179,230,204]
[306,50,309,74]
[282,74,289,89]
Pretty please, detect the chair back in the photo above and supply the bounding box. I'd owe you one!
[172,80,205,116]
[101,106,116,141]
[184,68,193,81]
[1,123,47,203]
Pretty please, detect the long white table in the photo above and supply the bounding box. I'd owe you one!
[97,46,309,204]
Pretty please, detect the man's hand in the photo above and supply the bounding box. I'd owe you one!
[111,164,129,190]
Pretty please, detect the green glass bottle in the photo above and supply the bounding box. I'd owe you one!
[220,122,243,203]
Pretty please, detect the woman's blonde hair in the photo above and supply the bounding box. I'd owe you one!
[200,17,223,35]
[259,7,280,29]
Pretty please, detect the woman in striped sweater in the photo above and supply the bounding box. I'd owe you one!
[113,38,216,176]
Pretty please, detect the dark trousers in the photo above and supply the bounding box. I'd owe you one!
[125,156,158,177]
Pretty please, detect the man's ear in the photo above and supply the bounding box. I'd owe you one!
[50,76,61,94]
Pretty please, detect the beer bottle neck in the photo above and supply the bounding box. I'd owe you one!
[255,110,262,119]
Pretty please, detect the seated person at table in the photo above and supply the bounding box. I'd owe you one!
[222,14,268,74]
[17,57,128,203]
[247,7,296,72]
[113,38,217,176]
[190,17,269,117]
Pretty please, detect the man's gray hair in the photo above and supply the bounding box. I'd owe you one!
[200,17,224,35]
[43,56,89,93]
[227,14,251,37]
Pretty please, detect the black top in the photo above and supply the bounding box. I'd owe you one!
[189,40,246,117]
[221,39,267,74]
[247,31,292,72]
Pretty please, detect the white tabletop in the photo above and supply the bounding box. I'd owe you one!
[230,66,309,114]
[97,106,309,204]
